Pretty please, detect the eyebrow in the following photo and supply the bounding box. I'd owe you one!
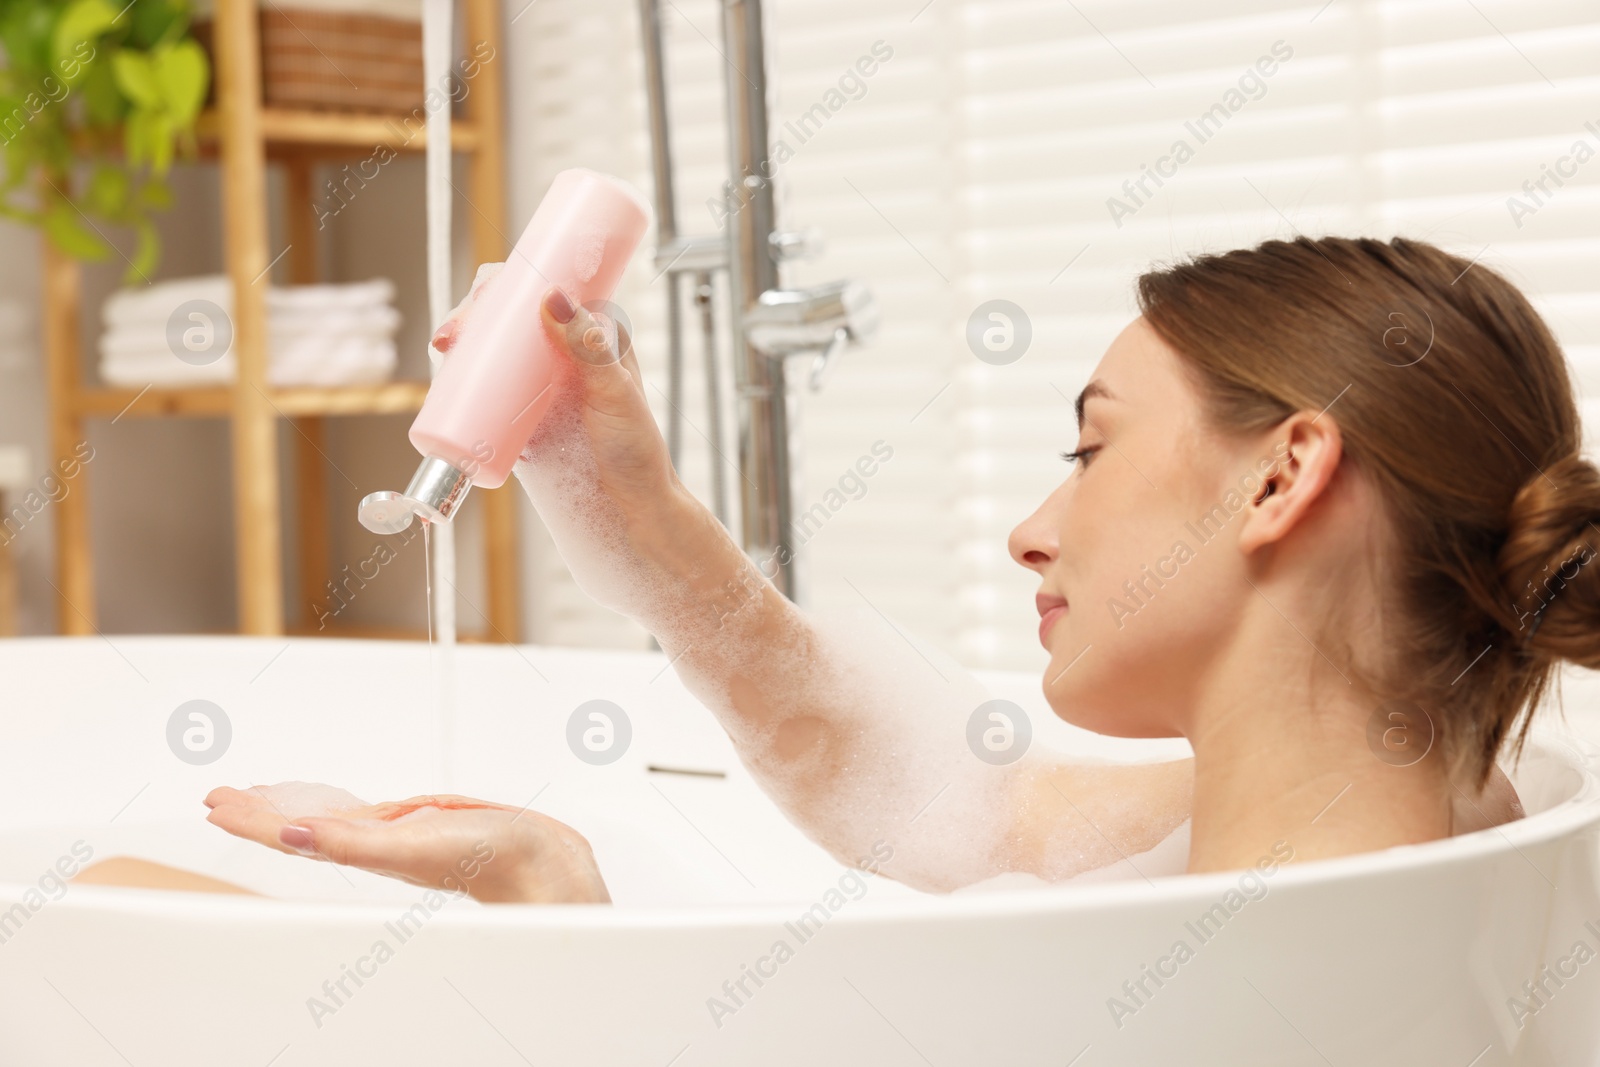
[1075,381,1115,429]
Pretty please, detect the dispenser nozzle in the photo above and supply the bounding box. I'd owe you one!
[358,455,473,534]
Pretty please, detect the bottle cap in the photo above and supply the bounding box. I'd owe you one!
[357,455,473,534]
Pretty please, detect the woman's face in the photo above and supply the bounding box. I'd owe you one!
[1009,317,1276,738]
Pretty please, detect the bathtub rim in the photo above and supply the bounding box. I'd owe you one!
[5,635,1598,931]
[9,727,1595,935]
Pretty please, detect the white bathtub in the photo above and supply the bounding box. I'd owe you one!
[0,635,1597,1066]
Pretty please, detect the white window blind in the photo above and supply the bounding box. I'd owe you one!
[504,0,1600,671]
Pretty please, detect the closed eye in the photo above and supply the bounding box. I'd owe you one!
[1060,445,1102,467]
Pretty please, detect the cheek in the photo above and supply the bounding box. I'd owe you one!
[1043,461,1239,734]
[1049,536,1241,735]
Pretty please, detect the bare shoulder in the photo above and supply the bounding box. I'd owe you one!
[1452,764,1525,834]
[1002,757,1195,882]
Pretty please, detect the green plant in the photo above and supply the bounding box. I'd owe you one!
[0,0,209,281]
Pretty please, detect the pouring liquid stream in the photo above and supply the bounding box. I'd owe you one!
[422,520,449,791]
[423,521,433,648]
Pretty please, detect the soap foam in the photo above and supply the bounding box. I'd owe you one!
[246,782,369,820]
[509,383,1185,891]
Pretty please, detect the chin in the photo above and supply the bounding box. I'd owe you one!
[1041,670,1179,739]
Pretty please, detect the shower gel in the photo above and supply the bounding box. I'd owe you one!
[358,168,652,535]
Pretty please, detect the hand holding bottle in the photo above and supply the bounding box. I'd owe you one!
[430,265,724,629]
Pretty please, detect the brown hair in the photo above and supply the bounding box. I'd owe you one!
[1137,236,1599,788]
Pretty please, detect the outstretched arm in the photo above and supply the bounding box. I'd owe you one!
[434,274,1194,891]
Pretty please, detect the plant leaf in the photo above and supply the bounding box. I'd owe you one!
[128,218,159,282]
[136,179,173,211]
[131,0,184,49]
[148,111,173,174]
[43,201,110,261]
[81,58,125,125]
[4,4,57,72]
[86,164,129,216]
[111,50,162,109]
[51,0,117,71]
[155,39,208,126]
[123,107,150,166]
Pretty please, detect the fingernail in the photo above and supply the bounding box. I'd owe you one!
[546,288,576,324]
[280,825,317,855]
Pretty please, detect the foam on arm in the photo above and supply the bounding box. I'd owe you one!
[513,397,1191,890]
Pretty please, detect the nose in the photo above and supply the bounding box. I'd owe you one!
[1008,485,1064,573]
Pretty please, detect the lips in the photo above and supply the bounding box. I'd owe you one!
[1036,592,1067,648]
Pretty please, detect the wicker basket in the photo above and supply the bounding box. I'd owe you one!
[195,9,424,115]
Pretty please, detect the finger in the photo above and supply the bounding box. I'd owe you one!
[206,802,298,856]
[540,288,646,415]
[291,817,481,889]
[204,785,251,810]
[615,321,645,394]
[430,262,506,356]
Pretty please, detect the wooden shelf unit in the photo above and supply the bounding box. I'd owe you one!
[40,0,519,641]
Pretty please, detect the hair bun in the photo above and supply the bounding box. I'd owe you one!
[1496,454,1600,663]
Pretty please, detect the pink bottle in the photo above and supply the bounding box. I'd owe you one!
[359,169,651,535]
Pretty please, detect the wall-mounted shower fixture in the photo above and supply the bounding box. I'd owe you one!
[638,0,879,604]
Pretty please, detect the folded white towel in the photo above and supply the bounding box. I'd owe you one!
[266,279,398,315]
[103,276,397,332]
[98,308,401,359]
[99,275,403,389]
[100,337,397,389]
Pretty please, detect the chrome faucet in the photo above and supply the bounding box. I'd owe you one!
[745,278,880,392]
[638,0,879,603]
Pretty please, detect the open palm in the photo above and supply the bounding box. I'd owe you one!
[204,782,609,904]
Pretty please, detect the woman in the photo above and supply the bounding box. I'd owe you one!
[197,235,1587,903]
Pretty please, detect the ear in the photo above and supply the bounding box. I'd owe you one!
[1236,412,1344,554]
